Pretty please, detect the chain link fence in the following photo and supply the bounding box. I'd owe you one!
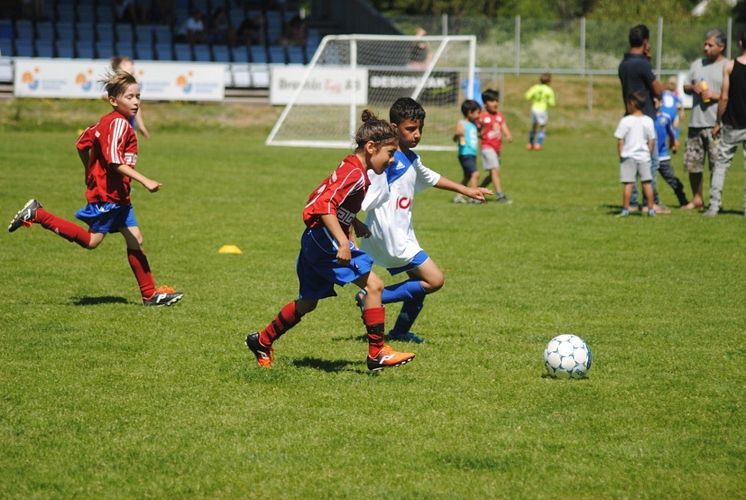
[389,15,745,76]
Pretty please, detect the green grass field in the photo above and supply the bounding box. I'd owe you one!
[1,96,745,498]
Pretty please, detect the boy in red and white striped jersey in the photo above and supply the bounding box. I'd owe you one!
[8,70,182,306]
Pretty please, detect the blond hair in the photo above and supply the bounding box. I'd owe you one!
[100,70,138,98]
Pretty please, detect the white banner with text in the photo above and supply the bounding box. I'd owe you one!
[270,65,368,105]
[13,58,225,101]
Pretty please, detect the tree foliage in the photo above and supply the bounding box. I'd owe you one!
[369,0,736,20]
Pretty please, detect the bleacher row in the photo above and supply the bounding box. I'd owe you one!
[0,0,321,65]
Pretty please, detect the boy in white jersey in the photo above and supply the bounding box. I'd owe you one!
[357,97,490,343]
[614,91,656,217]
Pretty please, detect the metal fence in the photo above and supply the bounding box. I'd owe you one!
[389,15,746,77]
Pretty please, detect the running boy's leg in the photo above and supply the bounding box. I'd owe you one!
[386,258,444,343]
[356,271,415,370]
[9,199,94,248]
[122,226,182,306]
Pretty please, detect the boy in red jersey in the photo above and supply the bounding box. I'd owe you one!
[8,71,182,306]
[479,88,513,203]
[245,111,416,371]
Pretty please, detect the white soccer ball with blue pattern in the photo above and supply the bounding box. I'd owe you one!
[543,334,592,379]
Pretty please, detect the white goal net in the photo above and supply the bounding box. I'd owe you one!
[266,34,477,151]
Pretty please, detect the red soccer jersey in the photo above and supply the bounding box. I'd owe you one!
[479,110,506,152]
[302,154,370,234]
[75,110,138,204]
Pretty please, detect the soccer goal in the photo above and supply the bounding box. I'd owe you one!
[266,34,477,151]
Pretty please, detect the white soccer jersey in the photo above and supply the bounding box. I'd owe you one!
[360,149,441,269]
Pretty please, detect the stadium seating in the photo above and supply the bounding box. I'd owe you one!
[75,40,94,59]
[135,41,154,61]
[0,39,13,57]
[213,45,231,63]
[55,39,74,58]
[194,43,211,62]
[0,0,317,88]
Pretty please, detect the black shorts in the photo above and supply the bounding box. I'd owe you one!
[458,155,478,175]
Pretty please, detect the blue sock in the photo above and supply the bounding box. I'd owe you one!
[537,130,545,145]
[528,130,535,144]
[381,279,426,304]
[391,296,425,335]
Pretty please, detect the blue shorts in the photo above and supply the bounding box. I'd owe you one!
[387,250,429,276]
[458,155,478,176]
[75,202,137,233]
[296,228,374,300]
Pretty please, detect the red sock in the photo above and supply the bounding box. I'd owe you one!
[363,306,386,358]
[260,301,301,346]
[35,208,91,248]
[127,249,156,299]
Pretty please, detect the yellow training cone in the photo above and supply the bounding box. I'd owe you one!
[218,244,243,254]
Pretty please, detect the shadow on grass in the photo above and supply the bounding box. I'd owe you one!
[72,296,130,306]
[292,357,360,373]
[601,203,744,217]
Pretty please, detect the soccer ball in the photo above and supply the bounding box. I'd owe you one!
[543,334,592,379]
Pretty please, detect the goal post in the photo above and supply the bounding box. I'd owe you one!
[266,34,478,151]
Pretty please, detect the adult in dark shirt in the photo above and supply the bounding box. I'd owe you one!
[618,24,666,212]
[706,31,746,216]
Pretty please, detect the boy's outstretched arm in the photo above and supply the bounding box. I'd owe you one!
[115,163,162,192]
[435,175,491,201]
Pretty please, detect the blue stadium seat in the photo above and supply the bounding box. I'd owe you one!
[0,20,12,40]
[96,23,115,44]
[193,44,211,62]
[268,46,286,64]
[232,45,248,63]
[56,40,74,58]
[0,39,13,57]
[153,25,172,44]
[35,21,54,41]
[115,23,134,43]
[77,4,95,24]
[174,43,192,61]
[115,40,135,57]
[56,22,75,42]
[135,42,154,61]
[36,40,54,57]
[249,45,266,63]
[15,39,34,57]
[213,45,231,62]
[155,43,173,60]
[135,24,156,45]
[57,4,76,23]
[96,4,114,23]
[96,41,114,59]
[75,23,95,43]
[287,46,304,64]
[229,6,246,26]
[265,11,282,43]
[14,20,34,40]
[76,40,95,59]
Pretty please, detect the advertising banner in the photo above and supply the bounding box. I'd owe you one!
[368,70,459,105]
[270,65,368,105]
[14,59,225,101]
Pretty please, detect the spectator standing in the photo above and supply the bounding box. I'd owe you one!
[179,9,207,44]
[682,29,728,210]
[706,31,746,216]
